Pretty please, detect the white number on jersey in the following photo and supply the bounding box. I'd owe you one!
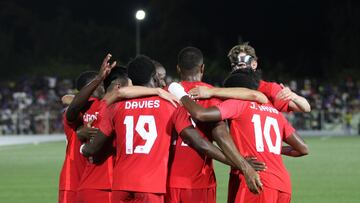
[124,115,158,154]
[251,114,281,155]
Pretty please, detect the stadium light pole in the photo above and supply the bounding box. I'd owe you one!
[135,9,146,56]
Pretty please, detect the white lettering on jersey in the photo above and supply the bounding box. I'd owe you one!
[125,100,161,109]
[83,112,99,123]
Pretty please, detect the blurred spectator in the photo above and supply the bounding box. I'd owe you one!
[0,76,359,135]
[0,76,74,135]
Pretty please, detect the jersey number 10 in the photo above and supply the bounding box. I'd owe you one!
[124,115,157,154]
[251,114,281,155]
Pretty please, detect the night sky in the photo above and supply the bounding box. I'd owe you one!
[0,0,359,82]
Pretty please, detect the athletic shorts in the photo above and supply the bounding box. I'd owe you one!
[236,180,291,203]
[76,189,112,203]
[59,190,76,203]
[112,190,164,203]
[165,187,216,203]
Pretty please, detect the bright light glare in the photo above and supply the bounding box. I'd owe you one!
[135,10,146,20]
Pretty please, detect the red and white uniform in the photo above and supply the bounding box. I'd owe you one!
[76,98,115,203]
[99,96,192,202]
[166,81,221,203]
[217,99,295,203]
[59,112,87,203]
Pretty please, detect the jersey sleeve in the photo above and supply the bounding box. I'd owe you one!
[172,107,193,134]
[260,81,290,112]
[216,99,247,120]
[98,103,116,137]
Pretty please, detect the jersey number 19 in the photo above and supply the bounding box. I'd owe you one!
[124,115,157,154]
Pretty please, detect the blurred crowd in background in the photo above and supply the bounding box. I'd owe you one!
[0,76,359,135]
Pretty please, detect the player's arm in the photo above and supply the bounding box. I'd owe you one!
[211,121,263,194]
[76,124,100,142]
[189,86,268,104]
[66,54,116,122]
[211,121,266,171]
[169,82,222,122]
[106,86,178,107]
[80,130,109,157]
[282,132,309,157]
[179,126,232,166]
[276,84,311,112]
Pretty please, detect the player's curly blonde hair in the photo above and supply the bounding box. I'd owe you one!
[227,42,258,65]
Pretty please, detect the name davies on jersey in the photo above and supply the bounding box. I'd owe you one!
[125,100,161,109]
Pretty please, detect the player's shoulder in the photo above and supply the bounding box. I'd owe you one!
[180,81,214,90]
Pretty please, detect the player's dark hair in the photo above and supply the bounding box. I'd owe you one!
[75,71,98,91]
[103,65,129,91]
[177,46,203,71]
[223,68,262,90]
[127,55,156,86]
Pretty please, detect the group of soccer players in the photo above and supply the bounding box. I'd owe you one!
[58,43,310,203]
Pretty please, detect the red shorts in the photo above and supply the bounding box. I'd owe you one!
[165,187,216,203]
[227,173,241,203]
[112,190,164,203]
[76,189,112,203]
[236,180,291,203]
[59,190,77,203]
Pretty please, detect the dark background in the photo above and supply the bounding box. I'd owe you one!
[0,0,359,83]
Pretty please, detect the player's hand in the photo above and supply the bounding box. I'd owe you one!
[98,53,117,80]
[76,121,99,141]
[157,88,179,107]
[188,86,211,99]
[276,83,296,101]
[246,156,266,171]
[61,94,75,105]
[243,167,263,194]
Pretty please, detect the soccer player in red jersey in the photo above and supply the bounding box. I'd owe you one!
[65,54,118,203]
[189,42,311,113]
[166,47,266,203]
[168,70,309,203]
[80,55,249,203]
[58,71,102,203]
[187,43,311,202]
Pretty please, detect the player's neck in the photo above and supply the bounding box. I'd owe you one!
[181,75,202,82]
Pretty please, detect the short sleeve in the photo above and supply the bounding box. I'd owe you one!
[172,107,192,134]
[98,103,116,137]
[259,81,290,112]
[216,99,247,120]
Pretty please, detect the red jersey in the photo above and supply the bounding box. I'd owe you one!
[167,81,221,189]
[258,80,290,112]
[217,100,295,194]
[77,98,115,191]
[59,112,87,191]
[99,96,192,193]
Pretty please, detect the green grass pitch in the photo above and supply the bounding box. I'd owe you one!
[0,136,359,203]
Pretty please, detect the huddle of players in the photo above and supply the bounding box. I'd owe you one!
[59,43,310,203]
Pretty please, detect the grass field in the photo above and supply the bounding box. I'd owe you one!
[0,136,359,203]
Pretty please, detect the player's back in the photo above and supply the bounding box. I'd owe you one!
[221,100,293,194]
[59,112,87,191]
[167,81,219,189]
[111,96,176,193]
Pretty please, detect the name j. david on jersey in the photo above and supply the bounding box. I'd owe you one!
[83,112,99,123]
[249,102,279,114]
